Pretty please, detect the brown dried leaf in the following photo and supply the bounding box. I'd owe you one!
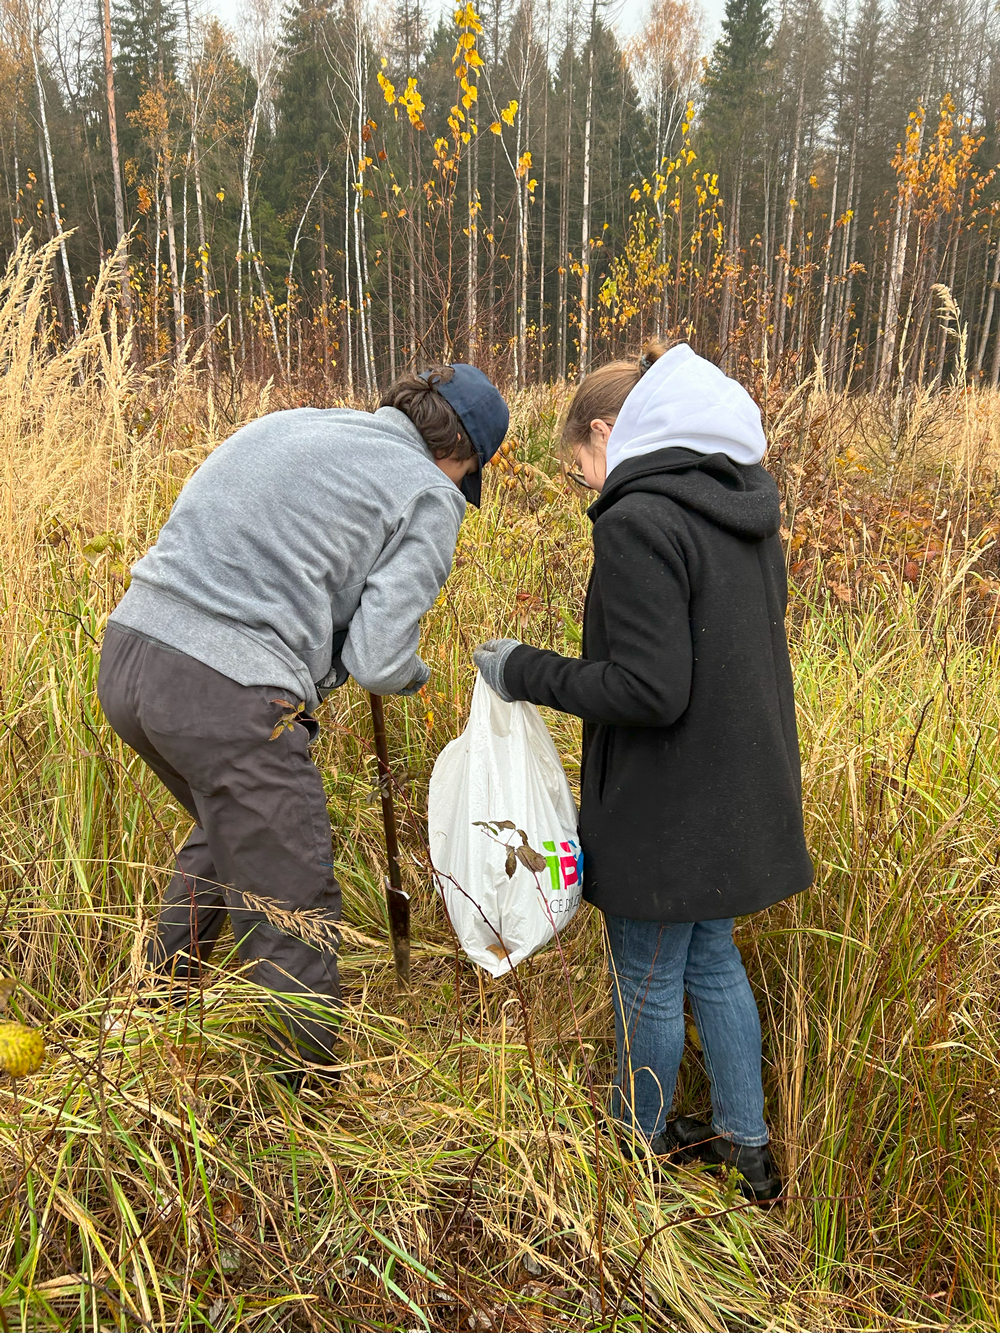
[515,845,547,874]
[505,848,517,878]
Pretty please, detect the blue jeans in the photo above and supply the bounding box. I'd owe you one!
[604,914,769,1147]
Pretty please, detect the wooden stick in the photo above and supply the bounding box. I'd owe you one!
[368,692,411,987]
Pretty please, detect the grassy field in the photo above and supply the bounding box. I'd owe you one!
[2,240,1000,1330]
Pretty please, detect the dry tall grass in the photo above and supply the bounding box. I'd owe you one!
[2,240,999,1331]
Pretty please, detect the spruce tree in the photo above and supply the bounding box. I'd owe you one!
[112,0,180,165]
[269,0,342,208]
[700,0,771,164]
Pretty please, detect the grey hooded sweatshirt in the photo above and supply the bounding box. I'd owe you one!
[110,405,466,709]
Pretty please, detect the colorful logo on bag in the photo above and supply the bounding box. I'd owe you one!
[542,838,583,896]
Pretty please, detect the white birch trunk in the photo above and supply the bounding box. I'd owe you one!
[30,0,78,336]
[577,1,595,379]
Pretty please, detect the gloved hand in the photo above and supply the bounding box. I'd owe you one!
[396,657,431,697]
[473,638,522,702]
[316,627,352,698]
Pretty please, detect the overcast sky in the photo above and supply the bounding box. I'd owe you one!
[204,0,726,61]
[612,0,725,42]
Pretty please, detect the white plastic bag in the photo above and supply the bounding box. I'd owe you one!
[428,674,583,977]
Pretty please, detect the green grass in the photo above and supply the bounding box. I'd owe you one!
[1,241,999,1329]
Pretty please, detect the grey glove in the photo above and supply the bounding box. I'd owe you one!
[316,627,351,698]
[396,657,431,697]
[473,638,522,702]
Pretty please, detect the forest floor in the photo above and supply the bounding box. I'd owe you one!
[3,246,1000,1330]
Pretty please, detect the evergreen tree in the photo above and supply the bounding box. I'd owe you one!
[269,0,342,207]
[113,0,180,164]
[699,0,771,166]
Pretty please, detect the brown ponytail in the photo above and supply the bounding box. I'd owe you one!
[561,338,679,447]
[380,366,477,461]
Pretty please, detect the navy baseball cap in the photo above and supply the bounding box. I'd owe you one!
[421,364,509,506]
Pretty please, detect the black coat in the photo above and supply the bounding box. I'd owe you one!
[503,448,813,922]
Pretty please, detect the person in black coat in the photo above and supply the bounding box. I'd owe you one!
[474,340,813,1200]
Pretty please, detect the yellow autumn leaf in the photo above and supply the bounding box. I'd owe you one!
[453,1,483,32]
[501,99,518,126]
[0,1024,45,1077]
[215,188,224,202]
[490,121,502,135]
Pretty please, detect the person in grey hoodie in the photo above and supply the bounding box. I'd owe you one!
[98,365,508,1084]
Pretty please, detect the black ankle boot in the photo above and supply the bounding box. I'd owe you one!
[651,1115,715,1162]
[655,1117,783,1202]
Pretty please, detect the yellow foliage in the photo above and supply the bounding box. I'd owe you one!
[0,1024,45,1078]
[892,95,984,224]
[453,1,483,33]
[399,78,425,129]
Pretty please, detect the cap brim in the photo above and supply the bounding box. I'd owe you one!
[460,465,482,507]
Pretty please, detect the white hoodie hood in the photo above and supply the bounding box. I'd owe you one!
[605,343,767,478]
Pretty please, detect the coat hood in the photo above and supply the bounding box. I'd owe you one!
[605,342,767,474]
[589,447,782,541]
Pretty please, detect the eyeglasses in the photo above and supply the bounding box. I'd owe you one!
[564,464,594,491]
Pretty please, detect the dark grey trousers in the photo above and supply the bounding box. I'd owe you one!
[97,624,341,1065]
